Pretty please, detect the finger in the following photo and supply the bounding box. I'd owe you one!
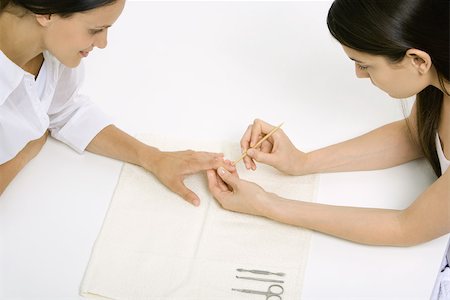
[240,125,253,152]
[217,177,229,191]
[247,148,275,166]
[249,157,257,171]
[223,159,237,173]
[219,162,238,189]
[172,180,200,206]
[240,152,256,171]
[241,125,254,170]
[206,169,229,192]
[189,152,228,172]
[206,170,222,194]
[217,167,239,190]
[260,140,273,154]
[242,155,254,170]
[249,120,264,148]
[206,170,232,208]
[250,119,275,148]
[197,151,224,158]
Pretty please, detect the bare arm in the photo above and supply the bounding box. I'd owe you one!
[86,125,160,168]
[86,125,233,205]
[209,105,448,246]
[303,118,422,174]
[0,132,48,196]
[209,166,449,246]
[242,106,421,175]
[268,170,449,246]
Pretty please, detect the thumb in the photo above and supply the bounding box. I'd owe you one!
[247,148,275,165]
[217,167,239,189]
[173,181,200,207]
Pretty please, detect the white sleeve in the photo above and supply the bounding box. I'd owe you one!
[48,62,113,153]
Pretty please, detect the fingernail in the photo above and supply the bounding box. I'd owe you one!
[218,167,226,175]
[192,199,200,206]
[247,149,255,156]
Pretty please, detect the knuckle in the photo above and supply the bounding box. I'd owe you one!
[183,191,192,200]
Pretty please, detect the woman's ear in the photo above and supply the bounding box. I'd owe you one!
[35,14,53,28]
[405,48,432,75]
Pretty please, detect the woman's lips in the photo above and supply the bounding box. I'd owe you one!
[80,51,90,57]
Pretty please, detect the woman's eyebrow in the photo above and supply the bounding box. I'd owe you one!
[349,57,365,64]
[95,25,112,29]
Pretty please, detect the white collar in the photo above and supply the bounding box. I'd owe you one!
[0,50,60,105]
[0,50,27,105]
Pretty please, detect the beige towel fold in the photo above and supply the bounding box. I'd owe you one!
[80,135,319,300]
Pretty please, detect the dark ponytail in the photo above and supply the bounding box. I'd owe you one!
[1,0,117,17]
[327,0,449,177]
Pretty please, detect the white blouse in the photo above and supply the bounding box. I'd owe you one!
[0,50,112,164]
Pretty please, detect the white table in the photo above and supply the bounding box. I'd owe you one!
[1,2,447,299]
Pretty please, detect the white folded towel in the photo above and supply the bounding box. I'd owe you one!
[80,135,319,300]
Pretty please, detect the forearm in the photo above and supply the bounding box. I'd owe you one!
[265,170,449,247]
[267,196,406,246]
[0,154,28,196]
[301,119,422,174]
[88,125,233,205]
[0,132,49,196]
[86,125,161,171]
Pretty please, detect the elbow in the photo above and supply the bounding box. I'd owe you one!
[393,211,433,247]
[0,182,7,198]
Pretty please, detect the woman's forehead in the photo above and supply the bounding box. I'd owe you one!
[76,0,125,26]
[341,45,387,64]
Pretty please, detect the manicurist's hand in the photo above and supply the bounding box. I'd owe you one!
[145,150,235,206]
[206,166,278,217]
[241,119,306,175]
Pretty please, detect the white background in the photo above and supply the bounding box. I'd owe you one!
[1,1,448,299]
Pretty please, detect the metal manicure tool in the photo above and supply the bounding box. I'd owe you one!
[232,284,284,300]
[236,275,284,284]
[236,268,285,277]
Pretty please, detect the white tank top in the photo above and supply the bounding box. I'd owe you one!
[436,133,450,174]
[429,135,449,298]
[436,133,450,271]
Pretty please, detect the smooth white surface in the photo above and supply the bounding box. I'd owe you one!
[0,2,447,299]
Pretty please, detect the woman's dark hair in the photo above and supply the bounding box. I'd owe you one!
[0,0,117,17]
[327,0,449,177]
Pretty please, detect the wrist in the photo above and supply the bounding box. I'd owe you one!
[261,192,285,219]
[291,150,313,176]
[138,145,163,174]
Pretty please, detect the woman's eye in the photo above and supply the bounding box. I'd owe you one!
[357,64,368,71]
[89,29,103,35]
